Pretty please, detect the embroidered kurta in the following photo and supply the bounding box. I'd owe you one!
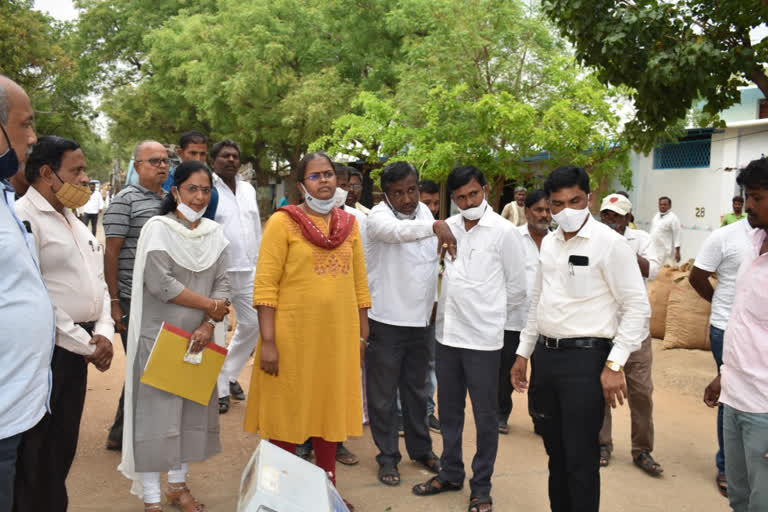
[244,210,370,443]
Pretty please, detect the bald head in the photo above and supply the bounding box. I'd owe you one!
[133,140,170,194]
[0,75,37,193]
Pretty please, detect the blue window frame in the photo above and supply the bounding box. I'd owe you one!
[653,133,712,169]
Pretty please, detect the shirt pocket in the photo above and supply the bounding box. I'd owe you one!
[464,249,495,282]
[564,263,594,298]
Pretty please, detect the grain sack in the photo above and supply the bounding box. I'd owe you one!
[648,266,685,339]
[662,273,712,351]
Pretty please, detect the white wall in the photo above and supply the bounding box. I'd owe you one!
[628,126,767,262]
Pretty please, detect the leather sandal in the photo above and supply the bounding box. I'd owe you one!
[468,495,493,512]
[413,452,441,474]
[633,451,663,477]
[165,483,205,512]
[144,503,163,512]
[412,475,463,496]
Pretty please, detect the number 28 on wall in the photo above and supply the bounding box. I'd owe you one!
[695,207,706,218]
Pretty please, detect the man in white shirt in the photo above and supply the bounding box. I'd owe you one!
[511,166,650,512]
[335,163,368,236]
[598,193,663,477]
[211,140,262,414]
[413,166,526,512]
[649,196,681,265]
[365,161,456,487]
[13,136,114,511]
[500,185,527,226]
[703,158,768,511]
[503,189,550,436]
[80,181,104,236]
[690,215,753,497]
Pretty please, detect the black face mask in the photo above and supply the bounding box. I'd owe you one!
[0,123,20,181]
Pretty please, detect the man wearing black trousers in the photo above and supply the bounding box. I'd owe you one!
[511,165,650,512]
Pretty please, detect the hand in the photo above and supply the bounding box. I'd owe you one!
[703,375,721,408]
[85,335,113,372]
[206,298,229,322]
[510,356,529,392]
[260,340,279,376]
[188,322,214,354]
[433,220,457,261]
[601,367,627,408]
[675,247,681,263]
[360,339,367,369]
[110,301,124,332]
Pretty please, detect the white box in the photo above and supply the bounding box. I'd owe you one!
[237,440,349,512]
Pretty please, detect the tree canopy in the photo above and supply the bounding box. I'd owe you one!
[542,0,768,152]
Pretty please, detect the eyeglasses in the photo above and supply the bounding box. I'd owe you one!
[349,184,362,191]
[179,185,212,195]
[304,170,335,182]
[136,158,171,168]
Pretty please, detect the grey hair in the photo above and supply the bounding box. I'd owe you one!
[0,79,9,125]
[514,185,527,193]
[133,140,159,160]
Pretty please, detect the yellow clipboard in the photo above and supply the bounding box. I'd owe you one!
[140,322,228,406]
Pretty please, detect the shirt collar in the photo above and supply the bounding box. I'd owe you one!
[553,213,596,241]
[25,185,58,213]
[132,183,165,197]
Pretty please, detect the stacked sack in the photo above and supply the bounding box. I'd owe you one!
[648,261,714,351]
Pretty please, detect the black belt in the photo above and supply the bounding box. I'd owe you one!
[76,321,96,334]
[537,335,611,350]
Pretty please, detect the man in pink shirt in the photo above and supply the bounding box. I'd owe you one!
[704,157,768,512]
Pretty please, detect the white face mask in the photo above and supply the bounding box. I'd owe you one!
[552,194,591,233]
[300,184,335,214]
[457,196,488,221]
[334,187,349,208]
[176,199,206,223]
[384,193,417,220]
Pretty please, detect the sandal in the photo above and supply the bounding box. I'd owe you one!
[716,472,728,498]
[412,475,463,496]
[336,444,359,466]
[468,495,493,512]
[165,483,205,511]
[144,504,163,512]
[413,452,441,474]
[599,445,611,467]
[377,462,400,486]
[633,451,663,477]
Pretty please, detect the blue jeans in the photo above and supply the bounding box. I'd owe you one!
[710,325,725,474]
[0,434,22,512]
[723,405,768,511]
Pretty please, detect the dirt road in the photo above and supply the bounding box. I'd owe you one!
[67,338,729,511]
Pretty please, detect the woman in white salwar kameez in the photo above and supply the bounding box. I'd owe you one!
[118,161,230,512]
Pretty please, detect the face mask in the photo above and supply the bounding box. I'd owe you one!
[604,222,620,232]
[300,184,335,214]
[53,172,91,209]
[0,124,19,181]
[552,195,591,233]
[457,196,487,221]
[334,187,349,208]
[175,196,206,223]
[384,193,416,220]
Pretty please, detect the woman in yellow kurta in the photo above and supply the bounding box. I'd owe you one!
[244,152,370,507]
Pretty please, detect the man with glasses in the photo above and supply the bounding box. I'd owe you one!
[102,140,168,450]
[211,140,262,414]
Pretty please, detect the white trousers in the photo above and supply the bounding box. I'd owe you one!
[141,462,189,503]
[217,270,260,398]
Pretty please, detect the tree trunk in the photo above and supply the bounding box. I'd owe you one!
[750,68,768,100]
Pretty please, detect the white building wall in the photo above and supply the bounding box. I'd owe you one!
[629,125,767,262]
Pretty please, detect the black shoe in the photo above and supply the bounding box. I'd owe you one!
[428,414,441,433]
[296,443,312,460]
[230,380,246,400]
[219,396,230,414]
[398,417,404,437]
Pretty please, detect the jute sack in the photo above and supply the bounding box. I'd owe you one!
[662,272,712,350]
[648,266,686,339]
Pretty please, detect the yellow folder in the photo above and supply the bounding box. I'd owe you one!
[140,322,228,406]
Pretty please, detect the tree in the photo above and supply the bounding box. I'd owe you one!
[542,0,768,152]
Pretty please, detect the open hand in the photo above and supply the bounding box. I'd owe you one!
[188,323,213,354]
[510,356,529,392]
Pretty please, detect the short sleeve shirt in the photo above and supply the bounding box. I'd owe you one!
[102,184,165,300]
[693,219,752,330]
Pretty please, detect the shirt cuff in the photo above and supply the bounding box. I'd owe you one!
[94,323,115,343]
[516,332,537,359]
[607,345,631,367]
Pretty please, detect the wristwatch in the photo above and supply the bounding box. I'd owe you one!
[605,360,624,372]
[206,318,217,327]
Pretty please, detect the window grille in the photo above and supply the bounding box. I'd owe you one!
[653,134,711,169]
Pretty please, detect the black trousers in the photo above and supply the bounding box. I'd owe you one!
[436,342,501,497]
[107,298,130,445]
[365,319,432,466]
[497,330,520,423]
[530,342,610,512]
[13,346,88,512]
[80,213,99,236]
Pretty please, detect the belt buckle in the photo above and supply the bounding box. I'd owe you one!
[544,337,560,349]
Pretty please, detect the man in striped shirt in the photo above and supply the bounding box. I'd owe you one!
[102,140,168,450]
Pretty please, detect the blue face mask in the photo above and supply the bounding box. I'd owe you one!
[0,123,20,181]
